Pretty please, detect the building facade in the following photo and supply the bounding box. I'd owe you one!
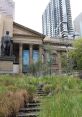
[0,0,73,74]
[42,0,74,38]
[0,20,73,74]
[74,13,82,37]
[13,26,72,74]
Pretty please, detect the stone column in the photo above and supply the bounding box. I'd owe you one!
[29,44,33,65]
[19,43,23,73]
[39,45,43,62]
[0,15,4,56]
[57,52,62,74]
[4,16,13,37]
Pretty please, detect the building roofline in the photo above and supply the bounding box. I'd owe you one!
[13,22,45,38]
[43,37,73,46]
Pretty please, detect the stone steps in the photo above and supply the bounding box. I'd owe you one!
[36,91,46,96]
[16,112,39,117]
[16,85,46,117]
[19,107,40,112]
[17,101,40,117]
[36,90,45,93]
[25,103,40,108]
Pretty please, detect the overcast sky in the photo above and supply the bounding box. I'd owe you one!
[13,0,82,33]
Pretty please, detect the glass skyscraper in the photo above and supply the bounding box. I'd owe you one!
[42,0,74,38]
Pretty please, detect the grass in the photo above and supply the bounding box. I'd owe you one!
[0,74,37,117]
[39,93,82,117]
[38,75,82,117]
[0,74,82,117]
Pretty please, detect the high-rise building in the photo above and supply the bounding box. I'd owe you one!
[42,0,74,38]
[74,12,82,37]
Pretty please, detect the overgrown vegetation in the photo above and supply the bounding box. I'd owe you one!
[0,74,36,117]
[65,38,82,71]
[39,75,82,117]
[29,44,55,76]
[1,75,82,117]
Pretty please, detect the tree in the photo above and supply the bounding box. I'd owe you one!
[69,38,82,70]
[43,44,53,75]
[29,59,43,76]
[61,53,68,72]
[29,44,55,76]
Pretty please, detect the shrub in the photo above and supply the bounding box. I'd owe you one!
[0,89,33,117]
[43,84,54,94]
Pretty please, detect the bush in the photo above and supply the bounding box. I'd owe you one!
[0,89,33,117]
[43,84,54,94]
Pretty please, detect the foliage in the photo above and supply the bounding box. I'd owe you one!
[43,44,54,75]
[1,75,82,117]
[29,44,56,76]
[0,89,31,117]
[69,38,82,70]
[39,92,82,117]
[42,84,54,94]
[39,75,82,117]
[29,44,53,76]
[61,53,68,72]
[29,59,43,76]
[0,75,36,117]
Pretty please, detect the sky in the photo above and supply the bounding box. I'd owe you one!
[13,0,82,33]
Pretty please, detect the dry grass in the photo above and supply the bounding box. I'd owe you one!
[0,75,36,117]
[0,89,33,117]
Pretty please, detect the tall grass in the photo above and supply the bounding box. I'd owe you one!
[0,74,82,117]
[0,74,36,117]
[39,75,82,117]
[39,92,82,117]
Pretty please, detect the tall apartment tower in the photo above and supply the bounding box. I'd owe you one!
[74,13,82,37]
[42,0,74,38]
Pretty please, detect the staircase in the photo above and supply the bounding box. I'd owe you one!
[36,86,46,97]
[16,84,46,117]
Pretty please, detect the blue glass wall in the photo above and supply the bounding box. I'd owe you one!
[22,49,39,72]
[23,50,29,72]
[33,50,39,63]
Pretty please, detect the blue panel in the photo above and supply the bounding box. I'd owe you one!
[33,50,39,63]
[23,50,29,65]
[23,50,29,73]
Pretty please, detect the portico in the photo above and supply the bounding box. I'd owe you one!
[13,22,44,73]
[14,43,43,73]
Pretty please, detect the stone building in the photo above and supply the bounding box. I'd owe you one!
[0,0,72,74]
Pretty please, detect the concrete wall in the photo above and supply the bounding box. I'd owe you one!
[13,64,19,74]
